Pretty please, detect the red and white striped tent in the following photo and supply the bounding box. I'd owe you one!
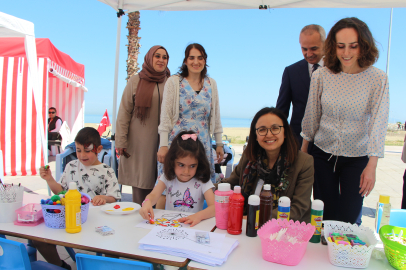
[0,37,87,176]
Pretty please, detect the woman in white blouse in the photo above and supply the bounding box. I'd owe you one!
[301,17,389,224]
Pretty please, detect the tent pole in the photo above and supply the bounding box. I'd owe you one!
[111,4,124,175]
[386,8,393,76]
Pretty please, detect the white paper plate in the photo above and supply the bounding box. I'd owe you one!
[101,202,141,215]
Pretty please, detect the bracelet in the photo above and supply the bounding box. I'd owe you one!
[142,199,149,206]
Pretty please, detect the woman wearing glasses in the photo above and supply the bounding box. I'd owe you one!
[301,18,389,224]
[219,107,314,222]
[116,45,170,205]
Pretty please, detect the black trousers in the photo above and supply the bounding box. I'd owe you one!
[311,145,369,224]
[402,170,406,209]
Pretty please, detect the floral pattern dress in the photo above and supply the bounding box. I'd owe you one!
[158,77,215,183]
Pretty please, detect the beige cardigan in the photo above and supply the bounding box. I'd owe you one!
[158,75,223,147]
[220,151,314,223]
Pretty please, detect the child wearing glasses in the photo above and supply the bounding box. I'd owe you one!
[217,107,314,223]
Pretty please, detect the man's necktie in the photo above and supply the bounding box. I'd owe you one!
[312,63,320,75]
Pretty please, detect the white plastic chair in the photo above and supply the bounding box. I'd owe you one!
[49,121,71,156]
[59,121,71,150]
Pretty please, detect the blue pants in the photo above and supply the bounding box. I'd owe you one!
[311,145,368,224]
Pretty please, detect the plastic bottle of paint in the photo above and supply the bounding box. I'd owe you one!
[375,195,391,234]
[259,184,273,229]
[277,196,291,221]
[246,195,260,237]
[214,183,234,230]
[65,182,82,233]
[310,200,324,243]
[227,186,244,235]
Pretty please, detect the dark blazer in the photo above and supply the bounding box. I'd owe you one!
[276,59,310,143]
[219,151,314,223]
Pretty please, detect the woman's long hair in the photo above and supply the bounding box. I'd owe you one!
[244,107,298,164]
[178,43,208,84]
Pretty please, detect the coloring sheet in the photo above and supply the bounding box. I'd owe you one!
[138,226,225,255]
[138,225,239,266]
[135,209,192,229]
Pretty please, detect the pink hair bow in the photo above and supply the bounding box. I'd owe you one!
[181,134,197,141]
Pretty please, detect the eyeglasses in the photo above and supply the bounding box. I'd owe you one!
[256,125,284,136]
[48,111,56,114]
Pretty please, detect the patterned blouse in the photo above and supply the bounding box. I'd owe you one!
[60,160,121,200]
[301,66,389,158]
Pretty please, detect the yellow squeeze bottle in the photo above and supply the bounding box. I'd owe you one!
[65,182,82,233]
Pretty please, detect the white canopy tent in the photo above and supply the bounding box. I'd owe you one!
[98,0,406,11]
[0,12,47,172]
[97,0,406,172]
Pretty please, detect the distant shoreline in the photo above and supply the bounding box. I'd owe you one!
[85,123,250,144]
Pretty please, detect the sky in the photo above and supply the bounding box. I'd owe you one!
[2,1,406,123]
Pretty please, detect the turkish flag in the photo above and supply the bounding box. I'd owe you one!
[97,109,111,136]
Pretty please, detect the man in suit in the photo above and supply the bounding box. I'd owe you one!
[276,24,326,146]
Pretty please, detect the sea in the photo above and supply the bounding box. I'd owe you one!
[85,114,252,128]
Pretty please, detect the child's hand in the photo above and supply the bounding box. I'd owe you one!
[139,201,154,220]
[39,166,53,182]
[177,213,203,227]
[91,195,107,206]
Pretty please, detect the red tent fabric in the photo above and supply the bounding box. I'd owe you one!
[0,37,86,176]
[0,38,84,81]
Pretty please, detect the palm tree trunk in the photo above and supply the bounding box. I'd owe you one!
[126,11,141,81]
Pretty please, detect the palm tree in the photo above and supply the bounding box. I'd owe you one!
[126,11,141,81]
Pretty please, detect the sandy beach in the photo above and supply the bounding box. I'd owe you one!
[85,123,250,145]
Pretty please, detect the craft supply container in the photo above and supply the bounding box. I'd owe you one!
[324,220,378,268]
[41,193,90,229]
[257,218,315,266]
[14,203,43,226]
[0,201,23,223]
[379,224,406,270]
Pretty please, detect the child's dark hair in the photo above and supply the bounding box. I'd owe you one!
[74,127,101,149]
[164,130,211,183]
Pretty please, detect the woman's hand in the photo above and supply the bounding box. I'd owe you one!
[157,146,168,163]
[301,139,309,153]
[359,157,378,197]
[39,166,53,182]
[139,201,154,220]
[216,146,224,164]
[177,212,203,227]
[116,148,126,156]
[91,195,107,206]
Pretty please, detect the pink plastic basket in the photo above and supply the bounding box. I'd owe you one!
[14,203,43,226]
[257,219,316,266]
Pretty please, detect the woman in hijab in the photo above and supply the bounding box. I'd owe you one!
[116,45,170,205]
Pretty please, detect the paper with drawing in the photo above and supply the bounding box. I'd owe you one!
[135,209,192,229]
[138,226,238,266]
[139,226,225,254]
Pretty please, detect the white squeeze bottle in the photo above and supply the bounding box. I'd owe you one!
[375,195,391,234]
